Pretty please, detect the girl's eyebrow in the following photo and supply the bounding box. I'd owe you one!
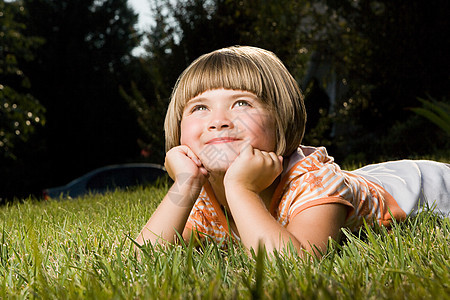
[187,97,207,103]
[185,97,207,108]
[230,93,259,100]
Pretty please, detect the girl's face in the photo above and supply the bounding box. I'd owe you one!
[180,89,277,173]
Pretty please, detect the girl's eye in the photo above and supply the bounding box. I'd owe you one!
[234,100,251,108]
[191,105,208,112]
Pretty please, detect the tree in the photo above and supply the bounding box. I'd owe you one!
[0,0,45,159]
[0,0,146,201]
[20,0,142,186]
[312,0,450,160]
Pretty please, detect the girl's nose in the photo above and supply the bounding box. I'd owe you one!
[208,112,234,130]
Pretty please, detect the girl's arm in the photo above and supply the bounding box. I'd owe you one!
[224,145,347,256]
[135,185,195,246]
[136,145,207,247]
[226,187,347,255]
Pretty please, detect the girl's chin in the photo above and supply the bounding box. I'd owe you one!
[205,164,231,176]
[198,152,237,174]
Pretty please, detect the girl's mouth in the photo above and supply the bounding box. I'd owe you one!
[206,137,240,144]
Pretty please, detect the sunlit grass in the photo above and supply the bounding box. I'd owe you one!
[1,182,449,299]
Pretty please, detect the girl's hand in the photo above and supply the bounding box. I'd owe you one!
[224,143,283,193]
[165,145,208,205]
[136,146,207,248]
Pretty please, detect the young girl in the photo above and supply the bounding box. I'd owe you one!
[136,46,450,256]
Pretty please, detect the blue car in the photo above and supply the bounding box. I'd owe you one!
[43,163,166,199]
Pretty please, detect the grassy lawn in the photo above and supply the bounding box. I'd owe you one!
[1,181,449,299]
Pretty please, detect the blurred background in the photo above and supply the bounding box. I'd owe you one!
[1,0,449,202]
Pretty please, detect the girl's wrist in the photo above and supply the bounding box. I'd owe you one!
[167,180,202,207]
[225,181,259,196]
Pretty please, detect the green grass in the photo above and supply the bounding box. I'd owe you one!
[1,183,449,299]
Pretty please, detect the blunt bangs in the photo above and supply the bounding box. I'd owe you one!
[177,50,267,107]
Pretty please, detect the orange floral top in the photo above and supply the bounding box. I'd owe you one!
[185,146,406,243]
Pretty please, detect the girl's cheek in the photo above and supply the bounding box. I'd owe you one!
[180,117,202,146]
[179,118,189,145]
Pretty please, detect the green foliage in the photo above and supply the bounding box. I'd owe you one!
[18,0,142,181]
[410,96,450,135]
[120,81,166,162]
[0,0,149,200]
[0,86,46,159]
[1,186,449,298]
[0,0,46,159]
[319,0,449,161]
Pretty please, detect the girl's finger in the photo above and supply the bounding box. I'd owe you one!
[267,151,282,163]
[260,151,281,165]
[199,166,209,177]
[267,151,277,161]
[272,153,284,171]
[239,140,253,156]
[278,155,284,164]
[261,150,272,157]
[179,145,202,166]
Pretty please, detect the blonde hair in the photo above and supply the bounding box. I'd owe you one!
[164,46,306,156]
